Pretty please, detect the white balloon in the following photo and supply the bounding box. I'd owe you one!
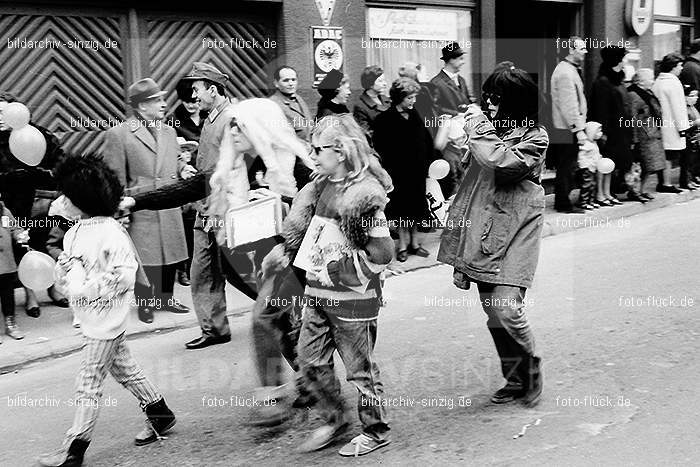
[3,102,31,129]
[9,125,47,166]
[18,251,56,290]
[597,157,615,174]
[428,159,451,180]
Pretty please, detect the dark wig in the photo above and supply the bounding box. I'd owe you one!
[482,61,542,131]
[55,154,124,217]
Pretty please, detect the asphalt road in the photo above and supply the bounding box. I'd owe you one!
[2,199,700,466]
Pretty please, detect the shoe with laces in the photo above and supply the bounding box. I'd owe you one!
[5,316,25,340]
[338,433,391,457]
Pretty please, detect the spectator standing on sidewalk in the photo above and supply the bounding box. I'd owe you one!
[628,68,669,199]
[681,86,700,190]
[679,39,700,105]
[0,199,28,341]
[168,79,207,287]
[550,37,588,213]
[269,66,313,142]
[315,69,351,119]
[430,42,472,198]
[353,65,390,145]
[589,46,635,202]
[653,53,689,194]
[0,91,68,317]
[102,78,190,324]
[398,62,437,138]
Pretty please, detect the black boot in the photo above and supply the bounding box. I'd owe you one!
[488,327,525,403]
[519,355,543,407]
[134,398,176,446]
[37,439,90,467]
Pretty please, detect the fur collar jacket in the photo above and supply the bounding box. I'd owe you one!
[282,157,393,255]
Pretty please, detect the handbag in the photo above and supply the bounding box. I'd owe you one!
[224,189,284,250]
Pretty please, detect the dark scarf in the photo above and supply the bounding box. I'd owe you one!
[598,65,624,86]
[628,84,662,119]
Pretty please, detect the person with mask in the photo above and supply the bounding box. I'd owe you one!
[102,78,190,324]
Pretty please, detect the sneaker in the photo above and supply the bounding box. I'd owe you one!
[338,433,391,457]
[5,316,25,340]
[490,380,525,404]
[298,422,349,452]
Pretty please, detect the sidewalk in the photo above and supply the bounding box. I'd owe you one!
[2,187,699,374]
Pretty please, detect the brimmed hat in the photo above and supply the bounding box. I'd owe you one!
[441,42,465,61]
[181,62,229,87]
[128,78,166,106]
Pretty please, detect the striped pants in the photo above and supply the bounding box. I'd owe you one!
[64,332,161,445]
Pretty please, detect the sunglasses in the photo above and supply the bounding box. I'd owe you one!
[312,144,336,155]
[482,92,502,106]
[229,117,240,132]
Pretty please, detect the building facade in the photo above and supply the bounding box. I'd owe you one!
[0,0,697,156]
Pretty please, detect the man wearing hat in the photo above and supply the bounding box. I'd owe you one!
[430,42,472,116]
[103,78,190,323]
[178,62,251,350]
[430,42,472,197]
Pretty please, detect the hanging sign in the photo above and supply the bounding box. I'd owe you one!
[311,26,344,87]
[625,0,653,36]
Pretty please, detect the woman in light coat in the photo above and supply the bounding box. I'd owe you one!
[652,53,689,193]
[438,62,546,407]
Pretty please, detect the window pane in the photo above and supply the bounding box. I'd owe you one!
[653,22,692,60]
[653,0,691,16]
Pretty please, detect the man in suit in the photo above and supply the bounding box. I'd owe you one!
[269,66,312,141]
[430,42,472,197]
[103,78,190,323]
[550,37,588,213]
[430,42,472,116]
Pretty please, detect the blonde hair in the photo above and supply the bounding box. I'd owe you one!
[311,115,375,188]
[209,97,314,244]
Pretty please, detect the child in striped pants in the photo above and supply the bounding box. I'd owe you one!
[38,155,176,467]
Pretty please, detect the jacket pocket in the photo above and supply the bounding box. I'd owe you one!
[480,209,511,257]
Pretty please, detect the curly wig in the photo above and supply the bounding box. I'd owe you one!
[55,154,124,217]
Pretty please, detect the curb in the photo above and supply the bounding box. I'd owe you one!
[3,190,698,374]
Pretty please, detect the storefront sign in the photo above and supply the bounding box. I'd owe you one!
[367,8,458,41]
[311,26,343,87]
[625,0,653,36]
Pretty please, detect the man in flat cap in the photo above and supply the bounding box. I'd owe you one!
[102,78,190,323]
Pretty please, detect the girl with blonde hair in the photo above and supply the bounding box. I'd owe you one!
[264,114,394,455]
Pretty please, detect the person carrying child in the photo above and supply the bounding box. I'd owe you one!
[0,198,29,341]
[265,115,394,456]
[38,155,176,467]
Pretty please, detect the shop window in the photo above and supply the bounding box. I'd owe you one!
[365,7,472,90]
[653,0,693,59]
[653,0,691,17]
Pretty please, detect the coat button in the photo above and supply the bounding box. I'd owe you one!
[171,175,176,179]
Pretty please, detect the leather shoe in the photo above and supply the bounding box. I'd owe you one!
[161,302,190,314]
[176,269,190,287]
[138,306,154,324]
[185,334,231,350]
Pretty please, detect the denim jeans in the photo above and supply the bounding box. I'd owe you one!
[297,303,390,441]
[476,282,537,383]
